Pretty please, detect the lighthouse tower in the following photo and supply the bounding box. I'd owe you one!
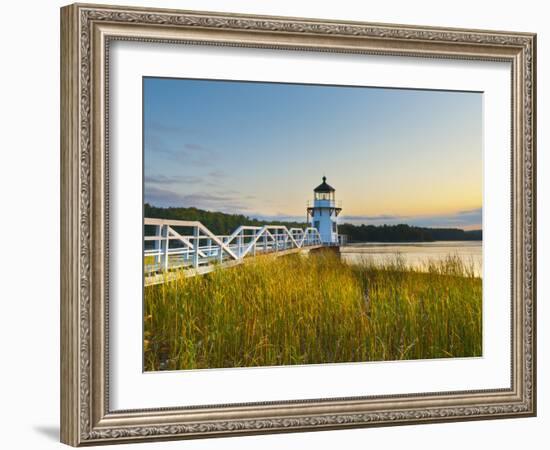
[307,176,342,244]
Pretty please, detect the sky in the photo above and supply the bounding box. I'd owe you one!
[144,77,482,230]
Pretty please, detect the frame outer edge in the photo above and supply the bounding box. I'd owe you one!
[528,33,536,416]
[533,34,537,416]
[61,2,536,445]
[61,4,81,447]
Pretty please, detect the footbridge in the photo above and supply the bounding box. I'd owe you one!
[144,218,338,285]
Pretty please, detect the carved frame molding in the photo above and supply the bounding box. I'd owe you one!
[61,3,536,446]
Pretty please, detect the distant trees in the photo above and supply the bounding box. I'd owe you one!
[144,204,305,235]
[144,204,482,242]
[338,223,481,242]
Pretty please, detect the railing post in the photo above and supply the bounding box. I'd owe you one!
[161,225,169,271]
[237,233,243,258]
[153,225,162,269]
[253,230,257,256]
[193,226,200,269]
[218,241,224,263]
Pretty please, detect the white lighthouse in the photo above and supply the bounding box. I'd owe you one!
[307,176,342,244]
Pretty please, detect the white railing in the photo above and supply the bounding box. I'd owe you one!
[338,234,348,245]
[144,218,324,274]
[306,199,343,208]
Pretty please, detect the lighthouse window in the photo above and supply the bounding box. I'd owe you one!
[315,192,332,201]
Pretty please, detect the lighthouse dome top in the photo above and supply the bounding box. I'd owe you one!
[314,176,335,193]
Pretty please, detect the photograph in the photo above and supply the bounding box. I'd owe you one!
[142,77,483,372]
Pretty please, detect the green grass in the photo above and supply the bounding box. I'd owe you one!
[144,251,482,371]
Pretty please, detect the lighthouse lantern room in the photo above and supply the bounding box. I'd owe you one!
[307,176,342,244]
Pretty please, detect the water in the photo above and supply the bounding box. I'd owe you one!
[340,241,482,277]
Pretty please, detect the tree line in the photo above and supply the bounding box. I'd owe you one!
[144,204,481,242]
[144,204,305,236]
[338,223,481,242]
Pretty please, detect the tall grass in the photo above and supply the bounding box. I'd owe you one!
[144,251,481,371]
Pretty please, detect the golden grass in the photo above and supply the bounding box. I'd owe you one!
[144,251,481,371]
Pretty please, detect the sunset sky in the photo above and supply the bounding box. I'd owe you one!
[144,77,482,230]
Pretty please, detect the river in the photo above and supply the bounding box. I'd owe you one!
[340,241,482,277]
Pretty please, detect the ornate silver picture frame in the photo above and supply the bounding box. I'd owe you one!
[60,3,536,446]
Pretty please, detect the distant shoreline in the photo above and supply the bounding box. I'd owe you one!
[144,204,482,242]
[342,240,482,246]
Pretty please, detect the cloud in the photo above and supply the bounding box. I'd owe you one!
[343,214,401,221]
[208,169,227,179]
[145,169,228,189]
[144,174,202,185]
[144,186,251,213]
[250,213,307,223]
[148,121,198,136]
[455,208,483,217]
[144,131,217,167]
[184,143,207,151]
[151,146,214,167]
